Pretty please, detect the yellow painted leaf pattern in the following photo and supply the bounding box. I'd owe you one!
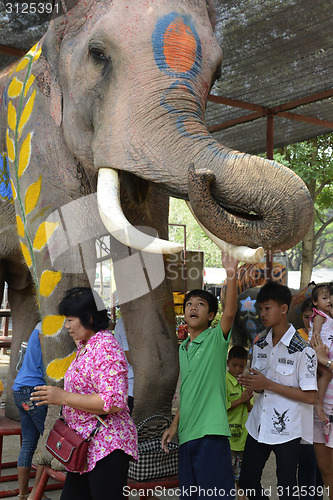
[24,176,42,215]
[28,43,39,56]
[18,90,36,138]
[40,270,62,297]
[20,241,32,267]
[33,46,42,61]
[33,221,59,251]
[18,133,32,178]
[16,215,25,238]
[7,101,16,132]
[46,352,76,381]
[8,77,23,98]
[6,129,15,162]
[15,57,29,73]
[42,315,65,336]
[24,75,35,97]
[10,180,17,200]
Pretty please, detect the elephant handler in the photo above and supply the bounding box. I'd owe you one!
[162,252,239,499]
[31,287,138,500]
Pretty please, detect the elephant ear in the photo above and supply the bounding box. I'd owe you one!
[33,28,63,127]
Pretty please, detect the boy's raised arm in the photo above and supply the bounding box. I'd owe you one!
[220,252,239,339]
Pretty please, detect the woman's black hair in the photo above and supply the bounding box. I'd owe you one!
[58,287,109,332]
[301,297,313,313]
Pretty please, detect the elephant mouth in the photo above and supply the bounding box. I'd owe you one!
[97,167,264,263]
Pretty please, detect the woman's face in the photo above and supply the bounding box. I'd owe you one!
[64,316,95,343]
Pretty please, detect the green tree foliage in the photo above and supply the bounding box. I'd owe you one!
[273,134,333,284]
[168,198,222,267]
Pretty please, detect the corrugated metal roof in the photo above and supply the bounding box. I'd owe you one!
[208,0,333,152]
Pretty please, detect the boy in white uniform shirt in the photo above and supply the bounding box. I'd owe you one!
[238,281,318,500]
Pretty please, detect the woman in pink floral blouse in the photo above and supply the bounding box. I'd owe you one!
[31,287,138,500]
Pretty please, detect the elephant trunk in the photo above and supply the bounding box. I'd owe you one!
[186,145,313,252]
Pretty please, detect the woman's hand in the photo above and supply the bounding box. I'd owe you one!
[30,385,66,406]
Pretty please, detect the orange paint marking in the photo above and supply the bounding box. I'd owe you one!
[163,18,197,73]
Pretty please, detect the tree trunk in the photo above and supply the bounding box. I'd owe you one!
[300,219,315,289]
[300,177,316,289]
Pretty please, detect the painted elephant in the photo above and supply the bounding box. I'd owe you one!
[221,261,287,308]
[0,0,313,451]
[231,285,313,347]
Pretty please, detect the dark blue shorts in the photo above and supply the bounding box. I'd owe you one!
[179,435,235,499]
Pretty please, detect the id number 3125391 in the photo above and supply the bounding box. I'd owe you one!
[5,2,60,14]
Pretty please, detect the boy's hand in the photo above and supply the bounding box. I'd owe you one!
[238,368,269,392]
[221,251,239,276]
[240,388,253,402]
[161,426,176,454]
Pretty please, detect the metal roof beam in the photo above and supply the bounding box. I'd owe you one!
[207,94,266,113]
[208,112,264,133]
[271,89,333,113]
[208,90,333,133]
[276,111,333,129]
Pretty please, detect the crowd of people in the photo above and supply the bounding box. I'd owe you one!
[162,257,333,500]
[1,254,333,500]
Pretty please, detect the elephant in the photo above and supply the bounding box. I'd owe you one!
[220,261,287,308]
[0,0,313,455]
[231,286,264,347]
[231,284,314,347]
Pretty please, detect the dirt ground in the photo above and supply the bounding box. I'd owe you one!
[0,351,325,500]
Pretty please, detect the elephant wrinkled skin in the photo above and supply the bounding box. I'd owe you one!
[0,0,312,460]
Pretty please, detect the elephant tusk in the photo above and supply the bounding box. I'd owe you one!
[186,202,264,263]
[97,168,183,254]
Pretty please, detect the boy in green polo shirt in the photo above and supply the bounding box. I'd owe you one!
[226,346,253,500]
[162,252,239,499]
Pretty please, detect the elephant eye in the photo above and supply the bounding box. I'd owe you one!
[89,45,107,63]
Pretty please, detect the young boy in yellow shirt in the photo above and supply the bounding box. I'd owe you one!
[226,346,253,500]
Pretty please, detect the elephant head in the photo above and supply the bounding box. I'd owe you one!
[34,0,312,257]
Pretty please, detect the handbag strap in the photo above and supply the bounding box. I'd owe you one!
[59,407,107,439]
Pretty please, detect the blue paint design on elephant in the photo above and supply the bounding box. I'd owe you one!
[152,12,202,79]
[160,80,207,139]
[245,319,258,333]
[0,153,13,202]
[240,296,257,313]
